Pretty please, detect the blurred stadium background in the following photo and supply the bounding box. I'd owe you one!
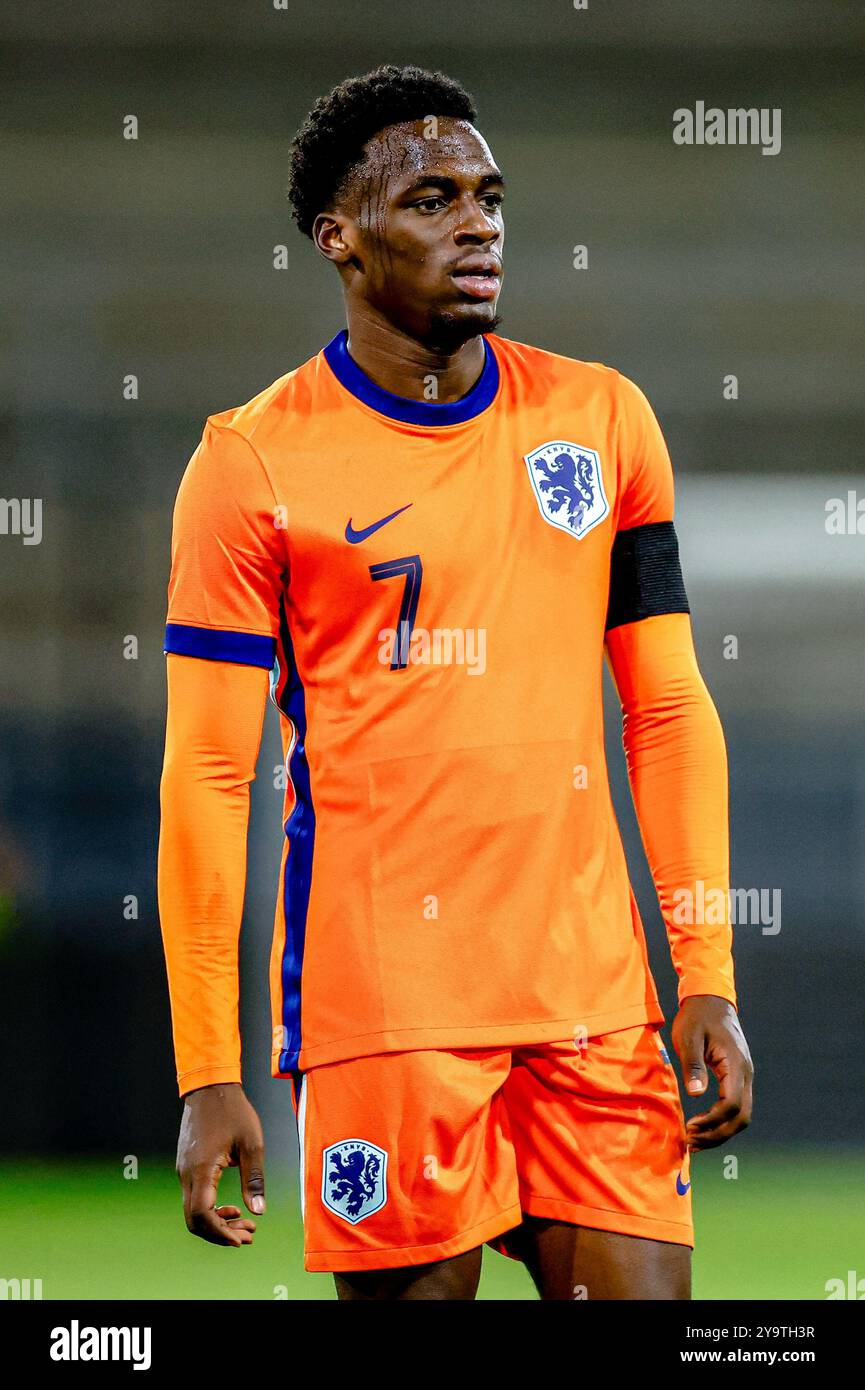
[1,1,863,1299]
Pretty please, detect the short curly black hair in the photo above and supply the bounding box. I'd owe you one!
[288,64,478,239]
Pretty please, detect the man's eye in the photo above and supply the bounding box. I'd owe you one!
[480,194,504,210]
[414,197,447,212]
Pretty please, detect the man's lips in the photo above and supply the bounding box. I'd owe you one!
[450,261,502,301]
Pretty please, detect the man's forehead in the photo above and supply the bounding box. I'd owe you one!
[360,118,499,184]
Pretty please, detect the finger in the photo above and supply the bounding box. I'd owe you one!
[239,1139,266,1216]
[687,1096,741,1133]
[216,1205,257,1234]
[187,1202,255,1246]
[693,1042,749,1126]
[688,1065,753,1145]
[688,1115,749,1150]
[686,1100,749,1150]
[711,1041,747,1103]
[184,1166,247,1247]
[183,1164,219,1228]
[675,1024,709,1097]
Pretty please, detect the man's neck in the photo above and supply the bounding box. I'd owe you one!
[343,309,486,404]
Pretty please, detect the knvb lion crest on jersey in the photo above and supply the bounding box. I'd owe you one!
[524,440,609,540]
[322,1139,388,1224]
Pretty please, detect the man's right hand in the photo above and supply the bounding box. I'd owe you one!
[176,1082,266,1246]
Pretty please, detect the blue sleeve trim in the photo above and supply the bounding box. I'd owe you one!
[164,623,277,668]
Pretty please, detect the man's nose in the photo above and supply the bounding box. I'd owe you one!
[454,201,501,243]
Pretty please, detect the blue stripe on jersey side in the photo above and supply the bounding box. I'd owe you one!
[164,623,277,668]
[275,601,315,1074]
[322,328,500,426]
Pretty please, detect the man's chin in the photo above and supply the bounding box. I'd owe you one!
[426,306,502,353]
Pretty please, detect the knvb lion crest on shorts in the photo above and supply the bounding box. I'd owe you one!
[524,440,609,540]
[321,1138,388,1224]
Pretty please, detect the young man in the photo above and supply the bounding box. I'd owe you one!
[158,65,753,1301]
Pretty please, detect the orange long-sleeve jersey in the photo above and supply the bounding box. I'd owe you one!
[158,331,735,1096]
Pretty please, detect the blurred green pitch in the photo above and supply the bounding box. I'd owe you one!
[3,1152,861,1300]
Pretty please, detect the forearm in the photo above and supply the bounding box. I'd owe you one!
[606,612,735,1006]
[158,654,269,1095]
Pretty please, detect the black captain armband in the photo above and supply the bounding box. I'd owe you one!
[605,520,690,632]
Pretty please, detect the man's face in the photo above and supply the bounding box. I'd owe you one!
[329,117,505,350]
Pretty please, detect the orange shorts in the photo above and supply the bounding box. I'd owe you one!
[291,1023,692,1273]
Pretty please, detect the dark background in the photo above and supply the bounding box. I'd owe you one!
[1,0,863,1168]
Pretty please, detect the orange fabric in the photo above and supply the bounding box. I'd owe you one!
[166,420,285,641]
[158,332,736,1090]
[605,614,735,1007]
[296,1025,692,1273]
[158,654,269,1094]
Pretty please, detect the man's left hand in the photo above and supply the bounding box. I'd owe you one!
[672,995,754,1151]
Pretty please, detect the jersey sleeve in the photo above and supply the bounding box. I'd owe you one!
[159,655,270,1095]
[159,420,285,1096]
[606,614,736,1008]
[614,372,675,530]
[606,374,690,632]
[164,420,286,667]
[605,375,736,1009]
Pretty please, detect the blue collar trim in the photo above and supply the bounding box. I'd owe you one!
[322,329,499,426]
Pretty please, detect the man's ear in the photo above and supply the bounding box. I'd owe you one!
[312,213,360,270]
